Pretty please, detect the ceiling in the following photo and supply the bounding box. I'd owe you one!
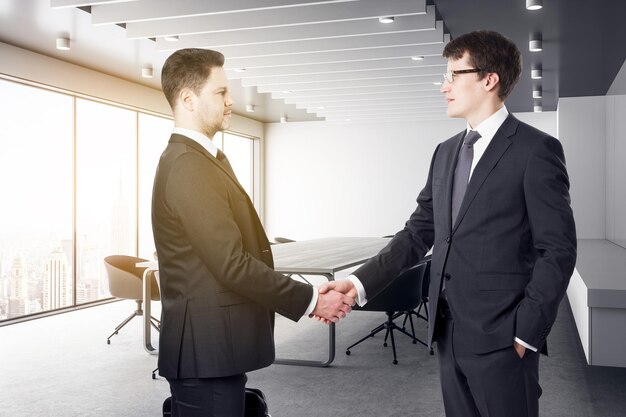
[1,0,624,123]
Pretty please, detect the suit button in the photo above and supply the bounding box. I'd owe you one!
[445,236,451,243]
[444,273,451,281]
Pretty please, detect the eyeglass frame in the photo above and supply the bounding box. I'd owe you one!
[443,68,485,84]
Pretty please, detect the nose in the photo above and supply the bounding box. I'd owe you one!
[225,92,233,107]
[440,80,450,93]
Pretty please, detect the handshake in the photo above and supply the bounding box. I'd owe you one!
[310,279,358,324]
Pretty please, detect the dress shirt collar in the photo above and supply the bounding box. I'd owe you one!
[465,105,509,142]
[172,127,218,158]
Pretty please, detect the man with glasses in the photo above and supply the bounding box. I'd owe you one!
[321,30,576,417]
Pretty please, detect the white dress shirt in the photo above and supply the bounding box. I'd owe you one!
[348,105,537,351]
[172,127,319,316]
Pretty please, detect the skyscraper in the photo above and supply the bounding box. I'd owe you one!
[42,247,72,310]
[8,255,28,318]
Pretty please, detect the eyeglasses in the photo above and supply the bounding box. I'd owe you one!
[443,68,484,84]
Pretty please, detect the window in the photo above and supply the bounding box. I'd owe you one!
[75,99,137,303]
[0,75,258,323]
[137,113,174,260]
[222,132,254,200]
[0,79,73,319]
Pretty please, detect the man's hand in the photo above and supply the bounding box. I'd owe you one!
[310,289,354,324]
[311,279,358,324]
[514,340,526,359]
[318,279,358,301]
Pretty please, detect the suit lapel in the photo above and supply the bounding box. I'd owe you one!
[170,134,248,197]
[452,115,519,231]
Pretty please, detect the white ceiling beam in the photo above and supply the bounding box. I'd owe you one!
[240,66,443,86]
[325,112,449,121]
[50,0,138,8]
[91,0,358,25]
[224,35,449,69]
[318,106,447,115]
[272,84,440,99]
[313,102,447,113]
[125,0,426,38]
[155,6,436,51]
[283,92,443,105]
[226,56,447,78]
[257,75,441,93]
[180,22,443,59]
[297,98,444,111]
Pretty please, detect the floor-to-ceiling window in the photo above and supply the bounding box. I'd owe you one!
[0,79,74,319]
[0,76,258,323]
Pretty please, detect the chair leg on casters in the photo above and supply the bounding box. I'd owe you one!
[107,311,139,344]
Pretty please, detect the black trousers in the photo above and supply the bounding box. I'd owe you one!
[167,373,247,417]
[435,301,542,417]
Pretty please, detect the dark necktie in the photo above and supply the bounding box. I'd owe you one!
[451,130,481,225]
[216,149,236,177]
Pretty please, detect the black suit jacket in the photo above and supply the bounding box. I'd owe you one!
[152,134,313,379]
[355,115,577,354]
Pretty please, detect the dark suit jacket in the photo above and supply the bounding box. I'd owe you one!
[152,134,313,379]
[355,115,577,354]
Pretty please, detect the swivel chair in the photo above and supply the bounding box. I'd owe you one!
[104,255,160,344]
[397,254,431,350]
[274,236,296,244]
[345,258,431,364]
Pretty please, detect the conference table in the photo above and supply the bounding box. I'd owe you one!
[271,236,390,367]
[136,236,390,365]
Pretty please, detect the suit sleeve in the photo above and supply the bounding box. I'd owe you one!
[516,136,577,349]
[166,152,313,322]
[354,145,439,298]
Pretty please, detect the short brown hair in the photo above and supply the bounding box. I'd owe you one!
[161,48,225,109]
[443,30,522,100]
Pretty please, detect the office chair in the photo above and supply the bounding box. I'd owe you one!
[345,259,431,364]
[274,236,296,244]
[396,255,432,354]
[104,255,160,344]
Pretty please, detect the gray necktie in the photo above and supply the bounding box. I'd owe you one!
[451,130,481,225]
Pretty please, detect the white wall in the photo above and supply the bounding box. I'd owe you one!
[606,58,626,248]
[557,96,607,239]
[263,111,557,241]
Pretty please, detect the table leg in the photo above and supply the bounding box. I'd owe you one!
[274,273,336,367]
[142,268,158,355]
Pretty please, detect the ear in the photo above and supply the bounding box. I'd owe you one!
[484,72,500,93]
[179,88,196,112]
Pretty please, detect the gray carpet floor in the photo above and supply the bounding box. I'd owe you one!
[0,297,624,416]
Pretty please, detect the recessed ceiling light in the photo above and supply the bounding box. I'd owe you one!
[526,0,543,10]
[533,87,542,98]
[56,37,70,51]
[142,66,153,78]
[164,35,179,42]
[246,104,255,113]
[282,90,292,94]
[411,56,425,61]
[280,115,288,123]
[531,66,543,79]
[534,105,543,112]
[379,16,395,24]
[234,68,247,73]
[529,33,543,52]
[317,106,326,110]
[433,81,443,86]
